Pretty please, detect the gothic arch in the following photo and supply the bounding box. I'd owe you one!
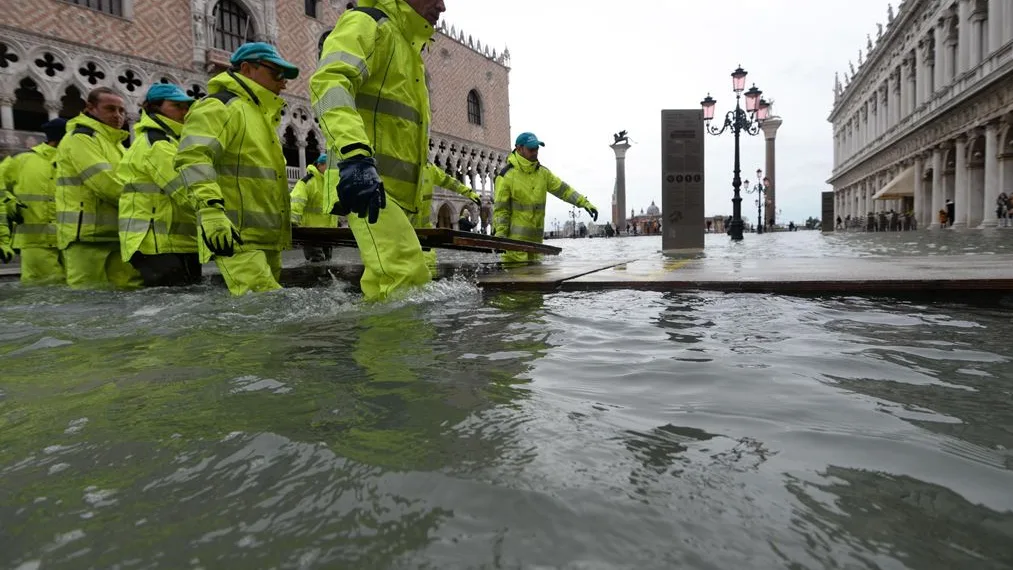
[967,134,986,168]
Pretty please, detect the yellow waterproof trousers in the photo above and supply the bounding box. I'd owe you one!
[413,208,438,278]
[215,249,282,296]
[350,204,430,302]
[64,242,143,290]
[19,247,65,285]
[500,251,543,264]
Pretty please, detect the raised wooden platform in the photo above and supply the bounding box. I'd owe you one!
[293,227,561,255]
[4,251,1013,297]
[475,254,1013,294]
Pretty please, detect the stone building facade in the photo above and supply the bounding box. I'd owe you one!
[0,0,511,230]
[829,0,1013,229]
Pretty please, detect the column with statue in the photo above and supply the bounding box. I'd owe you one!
[610,131,631,234]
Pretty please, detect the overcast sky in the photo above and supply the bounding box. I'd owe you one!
[441,0,895,226]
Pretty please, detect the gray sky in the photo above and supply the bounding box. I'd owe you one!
[443,0,895,226]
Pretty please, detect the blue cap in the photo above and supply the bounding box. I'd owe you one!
[315,153,328,164]
[41,118,68,143]
[230,42,299,80]
[515,132,545,149]
[145,83,195,103]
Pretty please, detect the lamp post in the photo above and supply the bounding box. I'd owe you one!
[701,66,771,241]
[743,169,768,234]
[569,206,581,238]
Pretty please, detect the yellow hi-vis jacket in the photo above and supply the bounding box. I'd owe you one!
[290,164,338,227]
[416,162,480,228]
[493,152,592,243]
[174,71,291,258]
[55,114,128,248]
[311,0,434,215]
[117,112,197,261]
[7,143,59,249]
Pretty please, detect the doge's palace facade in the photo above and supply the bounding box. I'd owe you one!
[0,0,511,230]
[829,0,1013,229]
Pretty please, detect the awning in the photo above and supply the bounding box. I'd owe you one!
[871,166,915,200]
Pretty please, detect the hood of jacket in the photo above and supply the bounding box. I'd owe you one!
[68,113,129,146]
[207,70,286,122]
[134,111,184,139]
[362,0,436,49]
[507,151,539,174]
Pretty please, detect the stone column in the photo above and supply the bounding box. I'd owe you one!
[915,44,926,108]
[881,86,889,134]
[988,0,1003,56]
[952,136,968,228]
[979,122,1000,227]
[958,0,972,75]
[930,146,945,229]
[969,11,983,70]
[761,116,782,228]
[900,59,911,118]
[1005,0,1013,47]
[610,139,631,234]
[44,101,61,120]
[297,140,308,172]
[934,22,945,92]
[0,96,13,130]
[914,155,925,227]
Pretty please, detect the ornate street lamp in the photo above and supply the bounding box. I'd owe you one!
[744,168,769,234]
[701,66,771,241]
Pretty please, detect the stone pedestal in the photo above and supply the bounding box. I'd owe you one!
[760,116,782,228]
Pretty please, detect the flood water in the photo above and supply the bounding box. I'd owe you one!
[2,231,1013,569]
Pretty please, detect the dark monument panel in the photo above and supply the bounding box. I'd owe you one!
[821,191,835,232]
[661,110,705,252]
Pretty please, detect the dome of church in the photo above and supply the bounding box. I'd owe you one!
[646,201,660,216]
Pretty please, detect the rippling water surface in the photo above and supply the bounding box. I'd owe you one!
[2,232,1013,569]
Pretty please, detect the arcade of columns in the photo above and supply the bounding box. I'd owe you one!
[830,0,1013,229]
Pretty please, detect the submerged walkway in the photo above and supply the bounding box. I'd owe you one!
[4,253,1013,295]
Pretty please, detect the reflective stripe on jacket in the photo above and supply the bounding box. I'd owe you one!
[493,152,590,243]
[117,112,197,260]
[290,165,338,227]
[9,144,59,249]
[311,0,434,214]
[55,114,128,248]
[174,71,291,253]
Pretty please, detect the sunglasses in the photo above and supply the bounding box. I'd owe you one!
[255,61,287,81]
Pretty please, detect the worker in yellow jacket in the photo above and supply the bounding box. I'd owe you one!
[55,87,142,289]
[494,132,598,264]
[117,84,200,287]
[175,42,298,296]
[290,153,338,262]
[311,0,445,301]
[416,162,481,274]
[3,119,67,283]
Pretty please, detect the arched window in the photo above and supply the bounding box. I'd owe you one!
[213,0,254,53]
[14,78,47,132]
[282,126,300,168]
[59,85,86,119]
[63,0,124,17]
[467,90,482,126]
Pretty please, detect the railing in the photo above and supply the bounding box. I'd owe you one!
[286,166,303,185]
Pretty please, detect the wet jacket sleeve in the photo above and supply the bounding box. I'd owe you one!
[174,99,234,209]
[290,179,309,225]
[493,174,511,236]
[0,192,12,246]
[147,140,190,208]
[545,168,590,209]
[68,134,124,206]
[311,12,380,160]
[430,164,478,199]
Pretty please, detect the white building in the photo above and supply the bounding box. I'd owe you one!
[829,0,1013,229]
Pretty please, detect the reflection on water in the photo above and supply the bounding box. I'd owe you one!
[2,233,1013,568]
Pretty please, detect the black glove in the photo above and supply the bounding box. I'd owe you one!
[333,156,386,224]
[584,205,598,222]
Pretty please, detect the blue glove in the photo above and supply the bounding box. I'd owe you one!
[334,156,386,224]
